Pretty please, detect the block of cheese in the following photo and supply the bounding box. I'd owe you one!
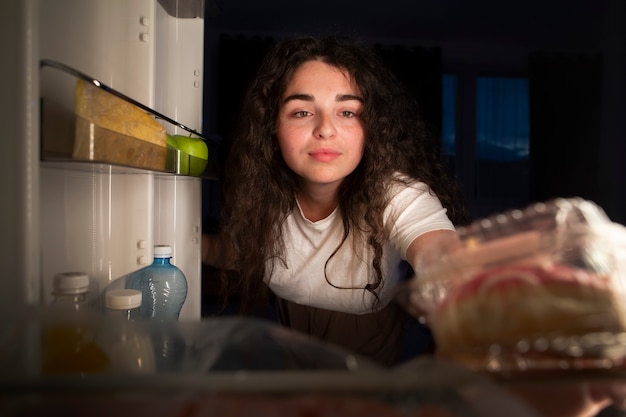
[72,79,168,171]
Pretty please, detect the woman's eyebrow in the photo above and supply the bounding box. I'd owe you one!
[282,93,313,104]
[336,94,364,103]
[282,93,363,104]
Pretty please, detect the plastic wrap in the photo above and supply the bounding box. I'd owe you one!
[0,310,540,417]
[399,197,626,374]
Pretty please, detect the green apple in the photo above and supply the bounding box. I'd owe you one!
[167,134,209,176]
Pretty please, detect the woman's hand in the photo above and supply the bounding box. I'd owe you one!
[506,379,626,417]
[400,229,460,319]
[202,233,236,270]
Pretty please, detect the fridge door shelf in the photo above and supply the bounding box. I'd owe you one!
[40,59,217,178]
[0,314,540,417]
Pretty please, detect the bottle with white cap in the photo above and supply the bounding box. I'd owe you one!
[42,272,111,374]
[50,272,91,311]
[100,289,155,373]
[126,245,188,321]
[106,289,142,321]
[126,245,188,371]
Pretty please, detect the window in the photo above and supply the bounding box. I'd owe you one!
[475,76,529,201]
[442,74,530,218]
[442,74,457,158]
[475,77,529,161]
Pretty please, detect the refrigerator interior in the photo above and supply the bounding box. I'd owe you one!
[36,0,206,319]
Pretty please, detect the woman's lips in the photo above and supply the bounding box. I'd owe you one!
[309,149,340,162]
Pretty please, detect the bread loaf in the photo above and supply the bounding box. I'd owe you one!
[72,79,168,170]
[431,264,625,366]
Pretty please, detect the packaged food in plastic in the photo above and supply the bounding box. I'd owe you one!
[399,197,626,373]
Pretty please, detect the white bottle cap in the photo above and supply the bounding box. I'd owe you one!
[154,245,172,258]
[106,289,142,310]
[53,272,90,294]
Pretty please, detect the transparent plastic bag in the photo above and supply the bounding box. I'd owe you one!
[399,197,626,372]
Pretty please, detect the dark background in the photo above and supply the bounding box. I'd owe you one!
[200,0,626,226]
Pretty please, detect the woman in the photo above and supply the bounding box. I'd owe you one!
[203,35,468,366]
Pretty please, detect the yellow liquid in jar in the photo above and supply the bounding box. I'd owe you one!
[41,322,111,374]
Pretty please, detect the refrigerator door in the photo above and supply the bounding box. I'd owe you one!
[39,163,155,306]
[37,0,205,320]
[154,174,202,319]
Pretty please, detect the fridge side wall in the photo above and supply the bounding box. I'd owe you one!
[1,0,41,311]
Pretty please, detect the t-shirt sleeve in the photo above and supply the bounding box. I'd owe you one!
[385,180,455,259]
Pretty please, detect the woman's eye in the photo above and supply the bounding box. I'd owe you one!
[340,110,356,118]
[293,110,310,118]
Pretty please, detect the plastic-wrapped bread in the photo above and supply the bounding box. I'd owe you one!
[432,263,625,368]
[408,198,626,372]
[72,79,168,171]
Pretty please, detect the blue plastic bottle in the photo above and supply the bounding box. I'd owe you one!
[126,245,188,371]
[126,245,188,320]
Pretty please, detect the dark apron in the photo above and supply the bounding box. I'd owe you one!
[275,296,410,367]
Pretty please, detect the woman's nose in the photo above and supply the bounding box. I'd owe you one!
[313,113,336,139]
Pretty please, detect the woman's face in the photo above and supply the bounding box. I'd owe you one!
[276,60,365,193]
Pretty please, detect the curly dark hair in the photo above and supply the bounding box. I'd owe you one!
[220,35,467,313]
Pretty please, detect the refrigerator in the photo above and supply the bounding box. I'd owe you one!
[2,0,207,320]
[0,2,601,416]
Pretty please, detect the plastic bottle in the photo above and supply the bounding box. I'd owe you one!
[100,289,155,373]
[50,271,90,310]
[125,245,188,371]
[42,272,110,374]
[126,245,188,320]
[105,289,142,320]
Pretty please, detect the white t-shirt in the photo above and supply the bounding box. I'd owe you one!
[266,178,455,315]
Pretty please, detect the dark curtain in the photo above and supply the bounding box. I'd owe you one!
[373,44,443,143]
[528,52,605,205]
[215,34,276,173]
[202,35,274,236]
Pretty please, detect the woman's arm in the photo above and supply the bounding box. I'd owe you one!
[401,229,458,318]
[406,229,458,275]
[201,233,236,270]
